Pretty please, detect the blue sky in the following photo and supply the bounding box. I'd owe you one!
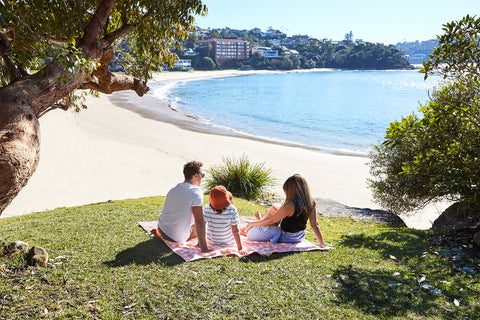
[194,0,480,45]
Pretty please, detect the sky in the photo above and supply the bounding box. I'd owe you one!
[194,0,480,45]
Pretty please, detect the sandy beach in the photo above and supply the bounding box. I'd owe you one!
[1,70,446,229]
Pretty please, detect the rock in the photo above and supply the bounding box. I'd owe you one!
[315,197,407,227]
[26,246,49,267]
[474,232,480,247]
[3,240,29,255]
[433,201,480,231]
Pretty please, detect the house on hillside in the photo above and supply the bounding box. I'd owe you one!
[252,46,279,58]
[173,59,192,71]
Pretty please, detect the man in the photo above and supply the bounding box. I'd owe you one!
[157,161,209,252]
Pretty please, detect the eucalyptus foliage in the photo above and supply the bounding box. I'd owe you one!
[0,0,206,85]
[0,0,206,215]
[369,15,480,214]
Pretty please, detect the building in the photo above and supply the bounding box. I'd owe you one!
[173,59,192,70]
[198,38,249,64]
[252,46,279,58]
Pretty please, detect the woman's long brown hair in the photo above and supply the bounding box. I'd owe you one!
[282,174,315,219]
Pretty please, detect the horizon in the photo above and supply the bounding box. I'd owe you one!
[194,0,480,45]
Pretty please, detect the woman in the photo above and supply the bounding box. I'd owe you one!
[245,174,326,247]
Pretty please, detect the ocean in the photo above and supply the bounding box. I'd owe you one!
[151,70,439,155]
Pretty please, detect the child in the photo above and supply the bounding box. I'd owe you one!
[203,186,247,255]
[246,204,282,243]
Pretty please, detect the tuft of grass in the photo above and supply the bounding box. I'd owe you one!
[0,196,479,319]
[204,154,275,200]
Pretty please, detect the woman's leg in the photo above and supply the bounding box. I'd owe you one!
[278,230,306,244]
[247,226,281,243]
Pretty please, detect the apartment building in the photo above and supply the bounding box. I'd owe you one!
[198,38,249,63]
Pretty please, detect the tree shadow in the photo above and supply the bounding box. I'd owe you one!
[333,229,480,318]
[104,237,185,267]
[332,264,440,318]
[338,230,429,262]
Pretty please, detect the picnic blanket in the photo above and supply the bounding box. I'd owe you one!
[138,216,329,262]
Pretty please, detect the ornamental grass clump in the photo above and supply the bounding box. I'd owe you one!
[204,155,275,200]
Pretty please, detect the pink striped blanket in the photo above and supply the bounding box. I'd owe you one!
[138,216,328,262]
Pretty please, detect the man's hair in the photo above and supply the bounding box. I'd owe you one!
[183,161,203,180]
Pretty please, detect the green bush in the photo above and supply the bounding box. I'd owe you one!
[368,15,480,215]
[204,155,275,200]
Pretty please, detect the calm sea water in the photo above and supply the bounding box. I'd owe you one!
[152,71,439,154]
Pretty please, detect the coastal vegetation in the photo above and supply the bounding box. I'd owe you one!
[204,155,275,200]
[369,16,480,221]
[0,0,206,215]
[1,197,479,319]
[179,28,412,70]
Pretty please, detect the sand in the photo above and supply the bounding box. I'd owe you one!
[1,70,446,229]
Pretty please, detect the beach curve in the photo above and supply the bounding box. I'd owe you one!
[1,70,445,229]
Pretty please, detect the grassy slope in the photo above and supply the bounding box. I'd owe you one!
[1,196,479,319]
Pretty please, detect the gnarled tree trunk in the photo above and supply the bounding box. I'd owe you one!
[0,92,40,213]
[0,0,149,215]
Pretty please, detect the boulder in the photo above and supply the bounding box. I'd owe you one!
[433,201,480,231]
[474,232,480,247]
[3,240,29,255]
[26,246,49,267]
[315,197,407,226]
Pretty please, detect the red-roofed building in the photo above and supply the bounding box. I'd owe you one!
[198,38,249,64]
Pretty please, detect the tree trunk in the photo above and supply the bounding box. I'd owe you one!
[0,91,40,214]
[0,0,149,215]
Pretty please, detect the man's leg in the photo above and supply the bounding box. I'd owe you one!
[187,224,198,241]
[157,227,175,242]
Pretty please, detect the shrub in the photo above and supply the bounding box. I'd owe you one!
[204,155,275,200]
[368,15,480,215]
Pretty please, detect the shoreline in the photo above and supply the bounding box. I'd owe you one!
[110,88,368,158]
[1,69,446,229]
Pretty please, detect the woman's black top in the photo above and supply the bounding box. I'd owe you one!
[280,204,308,233]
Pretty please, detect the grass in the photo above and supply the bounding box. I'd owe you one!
[0,195,479,319]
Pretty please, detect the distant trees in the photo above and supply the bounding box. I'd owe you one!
[293,39,411,70]
[368,15,480,214]
[345,31,354,42]
[181,27,412,71]
[193,56,216,70]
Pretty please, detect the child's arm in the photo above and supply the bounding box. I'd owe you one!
[231,225,248,255]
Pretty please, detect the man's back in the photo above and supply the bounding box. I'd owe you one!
[158,182,203,243]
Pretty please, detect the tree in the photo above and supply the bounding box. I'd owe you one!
[345,31,353,42]
[368,15,480,214]
[197,56,216,70]
[0,0,206,215]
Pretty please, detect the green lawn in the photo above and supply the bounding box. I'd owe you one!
[1,196,479,319]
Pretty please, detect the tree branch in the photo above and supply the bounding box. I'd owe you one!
[37,103,69,118]
[0,31,27,82]
[80,0,117,54]
[75,0,86,29]
[80,72,149,96]
[104,24,136,45]
[38,34,69,45]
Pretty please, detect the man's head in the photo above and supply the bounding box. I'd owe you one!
[183,161,204,185]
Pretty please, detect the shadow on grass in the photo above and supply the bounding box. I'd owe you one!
[339,230,429,262]
[332,229,470,318]
[104,237,185,267]
[332,264,438,318]
[240,251,297,263]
